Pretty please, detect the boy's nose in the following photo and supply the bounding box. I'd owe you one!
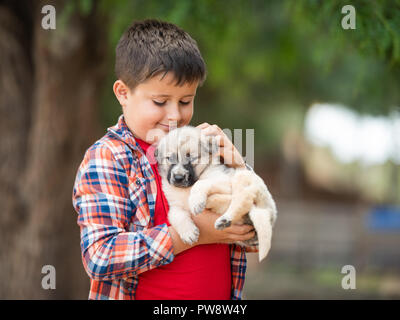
[167,104,182,123]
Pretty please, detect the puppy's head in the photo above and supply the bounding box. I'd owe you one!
[155,126,220,188]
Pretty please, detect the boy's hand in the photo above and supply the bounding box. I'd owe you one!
[196,123,246,169]
[193,210,255,245]
[169,209,255,255]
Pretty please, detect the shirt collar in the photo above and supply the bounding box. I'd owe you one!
[107,114,141,152]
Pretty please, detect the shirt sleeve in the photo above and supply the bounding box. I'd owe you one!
[230,244,247,300]
[72,144,175,281]
[244,244,259,253]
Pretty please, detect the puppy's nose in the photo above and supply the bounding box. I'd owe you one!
[173,174,184,183]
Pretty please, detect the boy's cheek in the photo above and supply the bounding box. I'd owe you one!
[183,106,194,125]
[145,128,167,144]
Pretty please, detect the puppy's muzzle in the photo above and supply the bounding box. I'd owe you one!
[172,173,185,183]
[168,164,196,188]
[170,172,193,187]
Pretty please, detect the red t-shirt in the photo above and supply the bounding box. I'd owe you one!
[135,138,231,300]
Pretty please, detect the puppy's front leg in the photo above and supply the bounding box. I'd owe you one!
[188,178,231,215]
[168,206,199,245]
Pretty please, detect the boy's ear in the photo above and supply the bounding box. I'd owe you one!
[113,80,129,107]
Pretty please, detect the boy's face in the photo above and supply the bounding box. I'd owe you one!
[114,72,199,144]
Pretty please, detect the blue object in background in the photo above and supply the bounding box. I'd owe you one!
[366,205,400,232]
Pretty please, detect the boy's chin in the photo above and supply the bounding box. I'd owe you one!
[145,128,168,144]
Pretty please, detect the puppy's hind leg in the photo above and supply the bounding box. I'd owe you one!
[214,170,256,230]
[206,193,231,215]
[214,184,255,230]
[248,206,273,262]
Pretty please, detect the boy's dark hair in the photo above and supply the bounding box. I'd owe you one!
[115,19,207,89]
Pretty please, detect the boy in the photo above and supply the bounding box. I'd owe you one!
[72,19,257,300]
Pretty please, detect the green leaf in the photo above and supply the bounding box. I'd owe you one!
[79,0,93,15]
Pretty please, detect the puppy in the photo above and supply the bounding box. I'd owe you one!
[154,126,277,261]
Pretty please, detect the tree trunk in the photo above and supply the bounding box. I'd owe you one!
[0,0,34,299]
[0,0,107,298]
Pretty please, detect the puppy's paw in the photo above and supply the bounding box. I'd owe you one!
[188,193,207,215]
[215,216,232,230]
[180,225,200,245]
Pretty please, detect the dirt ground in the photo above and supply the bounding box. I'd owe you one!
[242,198,400,299]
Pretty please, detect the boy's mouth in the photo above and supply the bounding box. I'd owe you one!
[158,123,170,131]
[159,123,178,131]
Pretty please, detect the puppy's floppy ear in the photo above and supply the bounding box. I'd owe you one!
[154,144,163,163]
[201,134,219,155]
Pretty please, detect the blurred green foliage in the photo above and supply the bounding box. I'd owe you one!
[91,0,400,154]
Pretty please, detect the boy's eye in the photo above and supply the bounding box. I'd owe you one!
[152,100,191,106]
[153,100,166,106]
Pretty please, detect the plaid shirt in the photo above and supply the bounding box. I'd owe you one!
[72,115,258,300]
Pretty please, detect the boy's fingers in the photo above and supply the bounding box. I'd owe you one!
[197,125,242,165]
[201,128,229,147]
[196,124,233,149]
[215,135,223,146]
[196,122,210,129]
[202,124,221,133]
[227,224,255,235]
[229,230,256,242]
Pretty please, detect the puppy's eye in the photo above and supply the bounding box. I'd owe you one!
[185,153,198,162]
[165,154,177,163]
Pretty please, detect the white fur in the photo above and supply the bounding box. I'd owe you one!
[155,126,277,262]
